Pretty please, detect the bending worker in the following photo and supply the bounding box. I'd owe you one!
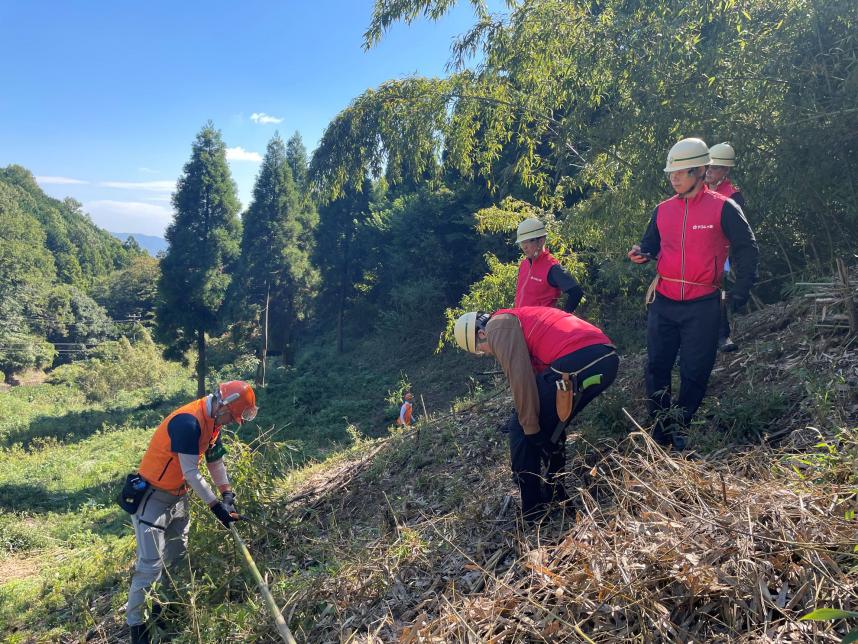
[454,306,618,522]
[514,218,584,312]
[705,142,747,353]
[125,381,257,644]
[628,138,758,449]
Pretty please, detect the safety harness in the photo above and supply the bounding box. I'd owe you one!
[549,348,617,444]
[645,274,720,305]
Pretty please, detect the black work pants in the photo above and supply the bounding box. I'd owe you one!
[645,293,720,428]
[508,344,619,518]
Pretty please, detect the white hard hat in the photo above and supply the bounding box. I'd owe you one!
[515,218,547,244]
[708,142,736,167]
[664,138,710,172]
[454,312,482,354]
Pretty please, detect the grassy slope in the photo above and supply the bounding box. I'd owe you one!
[1,296,856,642]
[0,330,485,642]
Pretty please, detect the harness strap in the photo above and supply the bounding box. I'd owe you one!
[549,349,617,444]
[550,348,617,381]
[645,274,720,305]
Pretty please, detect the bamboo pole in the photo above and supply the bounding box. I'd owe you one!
[230,524,297,644]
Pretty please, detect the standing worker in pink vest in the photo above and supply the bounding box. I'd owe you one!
[628,138,758,449]
[514,218,584,312]
[454,307,618,523]
[706,142,747,353]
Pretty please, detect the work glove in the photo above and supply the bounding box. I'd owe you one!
[222,491,237,515]
[210,501,240,528]
[729,292,748,313]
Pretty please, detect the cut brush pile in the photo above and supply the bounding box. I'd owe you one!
[267,414,856,642]
[399,433,857,642]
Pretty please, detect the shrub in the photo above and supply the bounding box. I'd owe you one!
[47,327,175,402]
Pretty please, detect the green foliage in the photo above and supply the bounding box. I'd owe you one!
[0,167,139,378]
[91,254,160,324]
[156,123,242,394]
[0,166,132,288]
[42,285,116,351]
[801,608,858,643]
[312,179,375,352]
[232,133,318,358]
[286,131,310,192]
[47,328,178,402]
[315,0,858,308]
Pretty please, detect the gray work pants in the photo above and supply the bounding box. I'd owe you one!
[125,487,190,626]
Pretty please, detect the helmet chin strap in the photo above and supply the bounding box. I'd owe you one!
[676,171,704,199]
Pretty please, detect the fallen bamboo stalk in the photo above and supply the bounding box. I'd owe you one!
[231,524,298,644]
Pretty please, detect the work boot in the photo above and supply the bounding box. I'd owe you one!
[545,481,570,505]
[670,432,688,451]
[129,623,150,644]
[650,422,673,447]
[719,337,739,352]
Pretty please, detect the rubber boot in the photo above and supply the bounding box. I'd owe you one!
[719,337,738,352]
[129,623,150,644]
[650,421,673,447]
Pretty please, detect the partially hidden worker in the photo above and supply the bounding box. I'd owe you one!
[628,137,758,450]
[124,381,258,644]
[706,142,747,353]
[454,306,618,523]
[514,218,584,312]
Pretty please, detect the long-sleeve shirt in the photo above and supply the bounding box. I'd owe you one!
[640,192,758,300]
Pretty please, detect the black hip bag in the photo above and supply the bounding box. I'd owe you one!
[117,473,149,514]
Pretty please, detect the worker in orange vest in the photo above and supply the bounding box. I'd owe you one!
[124,381,257,644]
[397,391,414,426]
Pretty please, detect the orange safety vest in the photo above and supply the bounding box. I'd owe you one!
[138,397,220,494]
[397,401,413,426]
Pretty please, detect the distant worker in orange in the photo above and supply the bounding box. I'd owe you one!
[121,381,258,644]
[514,218,584,313]
[397,391,414,426]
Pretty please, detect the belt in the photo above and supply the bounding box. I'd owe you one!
[645,274,720,305]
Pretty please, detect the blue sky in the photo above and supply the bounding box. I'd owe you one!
[0,1,497,236]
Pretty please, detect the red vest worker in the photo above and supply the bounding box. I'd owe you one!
[514,218,584,312]
[628,138,758,449]
[454,307,618,523]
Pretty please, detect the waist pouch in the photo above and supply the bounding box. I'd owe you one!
[117,473,149,514]
[549,349,617,442]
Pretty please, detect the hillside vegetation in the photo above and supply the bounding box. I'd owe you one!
[1,0,857,641]
[0,283,855,642]
[0,166,143,380]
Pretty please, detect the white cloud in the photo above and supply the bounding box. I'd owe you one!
[36,176,88,185]
[100,180,176,192]
[250,112,283,125]
[226,146,262,162]
[84,200,173,237]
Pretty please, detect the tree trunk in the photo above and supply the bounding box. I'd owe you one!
[196,328,207,397]
[336,231,352,354]
[260,283,270,387]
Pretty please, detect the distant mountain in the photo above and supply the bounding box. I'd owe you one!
[110,232,168,256]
